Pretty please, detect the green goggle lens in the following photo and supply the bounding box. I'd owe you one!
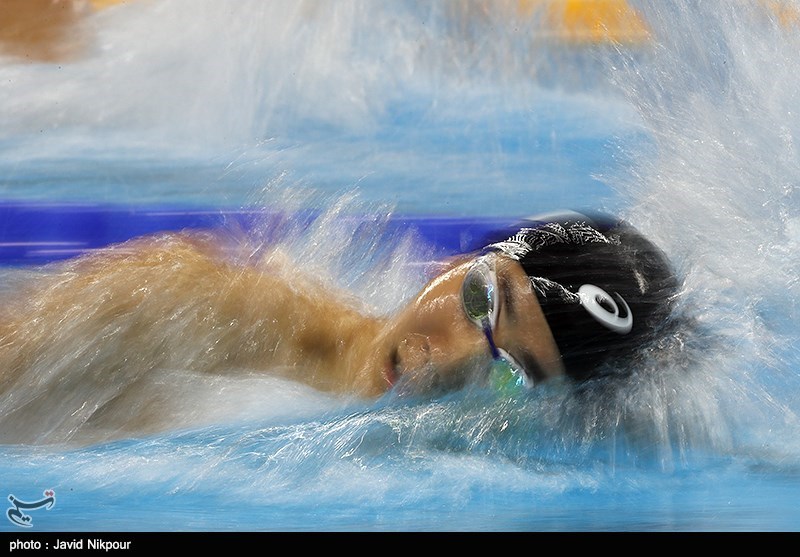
[489,348,531,394]
[489,360,527,394]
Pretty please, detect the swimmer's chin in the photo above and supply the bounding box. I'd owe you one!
[381,352,472,398]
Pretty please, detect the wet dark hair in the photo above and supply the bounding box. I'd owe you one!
[484,211,680,381]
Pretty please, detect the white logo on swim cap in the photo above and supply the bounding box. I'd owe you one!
[578,284,633,335]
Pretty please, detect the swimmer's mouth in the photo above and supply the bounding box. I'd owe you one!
[384,348,400,388]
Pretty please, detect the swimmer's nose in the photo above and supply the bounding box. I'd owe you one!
[397,333,431,373]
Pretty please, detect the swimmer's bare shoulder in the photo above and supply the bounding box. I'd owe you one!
[0,231,385,401]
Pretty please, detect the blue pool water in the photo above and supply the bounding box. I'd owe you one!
[1,0,800,532]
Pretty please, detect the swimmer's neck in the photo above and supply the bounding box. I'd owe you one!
[325,312,391,397]
[274,291,389,396]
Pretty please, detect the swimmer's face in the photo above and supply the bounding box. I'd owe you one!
[372,253,565,394]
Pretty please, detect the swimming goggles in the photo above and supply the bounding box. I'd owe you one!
[461,254,533,393]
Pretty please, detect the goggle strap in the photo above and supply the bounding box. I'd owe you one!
[481,320,501,361]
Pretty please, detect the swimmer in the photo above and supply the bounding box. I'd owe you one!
[0,210,678,443]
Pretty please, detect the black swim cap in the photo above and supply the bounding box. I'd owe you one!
[485,211,679,381]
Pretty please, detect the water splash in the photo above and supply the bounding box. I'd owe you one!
[594,1,800,467]
[0,1,630,146]
[0,0,638,214]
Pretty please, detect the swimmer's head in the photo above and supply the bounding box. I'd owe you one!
[485,212,679,381]
[368,211,679,396]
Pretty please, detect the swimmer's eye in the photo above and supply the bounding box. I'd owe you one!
[461,255,533,394]
[461,256,498,329]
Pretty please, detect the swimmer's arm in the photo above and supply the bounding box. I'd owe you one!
[0,232,384,397]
